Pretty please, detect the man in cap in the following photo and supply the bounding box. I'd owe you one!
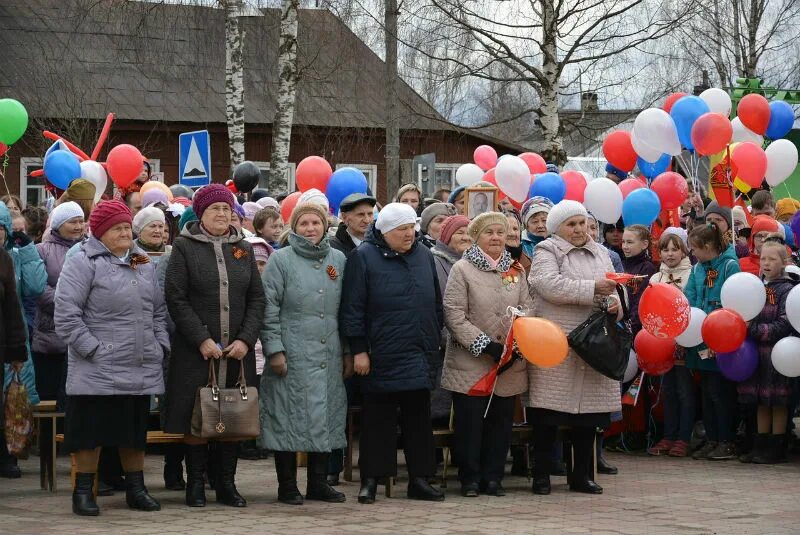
[331,193,377,256]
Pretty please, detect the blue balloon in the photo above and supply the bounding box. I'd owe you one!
[670,95,709,150]
[529,172,565,203]
[326,167,368,213]
[766,101,794,139]
[622,188,661,226]
[636,153,671,179]
[43,149,81,189]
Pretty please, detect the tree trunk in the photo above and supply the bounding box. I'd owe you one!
[744,0,760,77]
[711,0,730,87]
[269,0,300,193]
[384,0,401,200]
[223,0,246,172]
[538,0,566,166]
[732,0,744,77]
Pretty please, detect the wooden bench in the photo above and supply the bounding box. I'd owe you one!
[31,400,64,492]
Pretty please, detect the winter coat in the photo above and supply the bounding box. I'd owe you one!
[684,244,740,371]
[54,236,169,396]
[442,245,530,397]
[430,240,462,418]
[32,231,82,354]
[739,252,760,276]
[339,225,443,393]
[526,235,623,415]
[0,248,27,364]
[330,224,359,257]
[521,231,545,259]
[163,222,265,434]
[650,257,692,291]
[260,233,347,452]
[431,241,461,293]
[621,251,658,334]
[605,245,624,273]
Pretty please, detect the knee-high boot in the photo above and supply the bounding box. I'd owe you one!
[306,452,345,502]
[215,442,246,507]
[185,444,207,507]
[274,451,303,505]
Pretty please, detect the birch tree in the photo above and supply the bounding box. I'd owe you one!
[222,0,246,170]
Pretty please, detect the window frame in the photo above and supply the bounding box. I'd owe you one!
[19,156,45,208]
[431,163,461,191]
[335,163,378,194]
[253,161,297,191]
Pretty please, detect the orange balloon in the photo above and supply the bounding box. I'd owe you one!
[513,317,568,368]
[139,180,174,201]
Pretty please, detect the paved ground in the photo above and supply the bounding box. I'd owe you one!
[1,451,799,535]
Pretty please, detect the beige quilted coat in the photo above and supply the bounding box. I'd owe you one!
[442,255,531,397]
[526,236,623,414]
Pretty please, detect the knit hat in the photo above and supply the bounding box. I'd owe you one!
[289,202,329,233]
[298,188,330,212]
[467,211,508,240]
[704,201,732,229]
[776,198,800,222]
[50,201,84,231]
[439,215,470,245]
[242,201,261,221]
[133,206,166,235]
[141,188,169,208]
[244,236,272,263]
[250,189,270,202]
[732,205,750,229]
[375,202,418,234]
[546,200,588,234]
[66,179,96,201]
[89,200,132,239]
[546,163,559,174]
[192,183,234,219]
[420,202,457,234]
[521,196,554,226]
[256,196,280,211]
[178,207,198,231]
[661,226,689,249]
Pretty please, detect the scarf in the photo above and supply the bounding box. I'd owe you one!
[464,243,513,273]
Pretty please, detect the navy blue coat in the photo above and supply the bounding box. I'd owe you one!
[339,226,443,393]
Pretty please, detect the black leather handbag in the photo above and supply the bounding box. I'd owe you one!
[567,285,632,381]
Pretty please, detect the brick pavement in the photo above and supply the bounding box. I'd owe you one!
[0,452,799,535]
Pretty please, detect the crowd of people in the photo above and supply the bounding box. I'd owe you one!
[0,160,798,518]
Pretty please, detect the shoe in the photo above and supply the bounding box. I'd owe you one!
[274,451,303,505]
[407,477,445,502]
[215,443,246,507]
[549,462,567,476]
[306,452,346,503]
[668,440,690,458]
[185,444,208,507]
[770,435,788,464]
[532,476,551,495]
[707,441,737,461]
[72,472,100,516]
[569,479,603,494]
[485,481,505,497]
[327,473,341,486]
[358,478,377,504]
[0,459,21,479]
[460,482,479,497]
[164,462,186,491]
[238,440,261,461]
[597,455,618,475]
[96,481,115,497]
[692,441,717,460]
[647,438,675,456]
[124,471,161,511]
[753,434,787,464]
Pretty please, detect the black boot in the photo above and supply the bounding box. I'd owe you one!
[770,434,788,464]
[275,451,303,505]
[72,472,100,516]
[185,444,207,507]
[568,430,602,494]
[596,432,618,474]
[750,433,771,464]
[125,471,161,511]
[407,477,445,502]
[164,446,186,491]
[306,452,346,502]
[358,477,378,504]
[215,442,247,507]
[532,476,551,495]
[0,438,20,478]
[238,440,261,461]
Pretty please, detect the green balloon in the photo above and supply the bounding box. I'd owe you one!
[0,99,28,145]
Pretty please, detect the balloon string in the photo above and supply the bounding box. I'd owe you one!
[0,151,10,196]
[784,183,795,201]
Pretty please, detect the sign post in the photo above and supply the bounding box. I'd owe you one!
[179,130,211,187]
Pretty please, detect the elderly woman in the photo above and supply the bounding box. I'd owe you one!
[133,206,170,267]
[55,201,167,515]
[164,184,265,509]
[520,196,552,258]
[261,203,348,505]
[340,202,444,505]
[503,209,531,274]
[442,212,530,497]
[419,202,457,248]
[527,200,623,496]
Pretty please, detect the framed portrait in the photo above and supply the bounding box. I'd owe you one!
[465,185,498,219]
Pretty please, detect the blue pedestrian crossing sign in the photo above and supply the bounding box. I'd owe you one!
[179,130,211,187]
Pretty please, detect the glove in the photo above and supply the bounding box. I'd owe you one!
[483,341,504,363]
[11,231,31,248]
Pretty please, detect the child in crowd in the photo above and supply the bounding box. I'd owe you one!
[737,237,797,464]
[520,196,552,258]
[253,207,284,250]
[621,224,658,334]
[647,229,695,457]
[685,223,741,460]
[750,190,776,218]
[739,215,780,276]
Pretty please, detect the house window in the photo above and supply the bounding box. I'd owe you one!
[336,164,378,194]
[433,164,461,191]
[253,161,296,191]
[147,159,162,182]
[19,157,45,208]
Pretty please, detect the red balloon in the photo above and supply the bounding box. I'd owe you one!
[561,171,587,202]
[701,308,747,353]
[0,142,7,156]
[602,131,637,172]
[663,92,688,114]
[634,330,676,376]
[519,152,547,174]
[731,142,767,188]
[474,145,498,171]
[738,93,771,135]
[691,113,733,156]
[106,144,143,189]
[618,178,645,199]
[639,282,691,338]
[280,191,303,224]
[296,156,333,192]
[651,171,689,210]
[225,179,238,194]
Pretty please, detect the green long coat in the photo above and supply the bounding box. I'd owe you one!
[259,232,347,452]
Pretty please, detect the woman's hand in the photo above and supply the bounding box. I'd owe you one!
[606,298,619,315]
[270,352,288,377]
[342,355,355,379]
[199,338,223,360]
[594,278,617,296]
[223,340,249,360]
[354,352,370,376]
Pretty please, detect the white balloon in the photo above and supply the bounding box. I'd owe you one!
[79,160,108,203]
[583,177,623,224]
[633,108,682,157]
[731,117,764,145]
[786,265,800,277]
[765,139,799,187]
[720,272,766,321]
[624,350,639,382]
[785,285,800,332]
[631,128,663,163]
[495,155,531,202]
[699,88,732,116]
[455,163,484,187]
[675,307,707,347]
[771,336,800,377]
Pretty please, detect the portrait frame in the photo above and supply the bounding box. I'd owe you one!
[465,185,499,219]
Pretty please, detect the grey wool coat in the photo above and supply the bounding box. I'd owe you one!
[54,237,170,396]
[260,233,347,452]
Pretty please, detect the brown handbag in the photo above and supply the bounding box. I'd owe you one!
[191,357,260,439]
